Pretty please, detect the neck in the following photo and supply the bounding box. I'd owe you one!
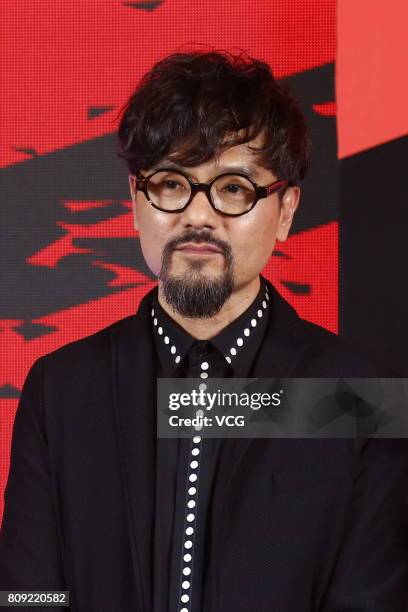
[157,275,261,340]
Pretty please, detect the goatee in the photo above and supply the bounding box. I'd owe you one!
[159,230,234,318]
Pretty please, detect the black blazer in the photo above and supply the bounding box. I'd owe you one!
[1,279,407,611]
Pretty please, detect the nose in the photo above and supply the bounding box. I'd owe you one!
[180,188,219,230]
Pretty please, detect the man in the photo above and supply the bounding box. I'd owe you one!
[0,51,407,611]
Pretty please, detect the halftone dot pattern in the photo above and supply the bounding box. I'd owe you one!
[0,400,17,523]
[0,0,336,525]
[263,222,338,334]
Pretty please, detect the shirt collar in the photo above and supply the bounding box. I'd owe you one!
[151,275,270,374]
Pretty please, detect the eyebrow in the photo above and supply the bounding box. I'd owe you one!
[147,161,262,182]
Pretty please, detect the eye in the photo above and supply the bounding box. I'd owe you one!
[153,174,189,191]
[224,183,243,194]
[219,181,252,197]
[163,179,182,190]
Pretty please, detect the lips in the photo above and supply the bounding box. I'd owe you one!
[175,243,222,254]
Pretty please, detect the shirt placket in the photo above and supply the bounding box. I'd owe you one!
[151,281,270,611]
[178,352,209,611]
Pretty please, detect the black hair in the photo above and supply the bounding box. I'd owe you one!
[117,50,311,186]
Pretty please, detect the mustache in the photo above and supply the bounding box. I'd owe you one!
[163,230,233,261]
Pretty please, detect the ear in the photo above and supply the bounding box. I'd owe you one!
[276,186,300,242]
[128,174,139,232]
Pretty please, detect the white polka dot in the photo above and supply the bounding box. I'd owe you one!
[200,361,209,370]
[189,473,198,483]
[199,383,207,391]
[183,567,191,576]
[187,500,196,508]
[230,347,237,356]
[171,345,176,354]
[251,318,257,327]
[194,423,202,431]
[196,409,203,418]
[225,356,231,364]
[182,580,190,589]
[158,326,163,335]
[266,293,270,300]
[164,336,169,344]
[181,593,189,602]
[262,300,267,308]
[244,328,250,336]
[237,338,243,346]
[175,355,181,364]
[188,486,196,495]
[185,527,194,536]
[191,448,200,457]
[184,553,192,562]
[186,513,195,522]
[190,460,198,469]
[193,436,201,443]
[151,308,155,316]
[181,608,188,612]
[257,309,263,317]
[200,372,208,379]
[184,540,193,549]
[153,318,158,326]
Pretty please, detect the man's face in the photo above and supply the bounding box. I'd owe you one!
[129,133,300,317]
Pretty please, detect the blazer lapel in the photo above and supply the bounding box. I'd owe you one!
[254,279,309,375]
[110,288,157,612]
[215,279,312,515]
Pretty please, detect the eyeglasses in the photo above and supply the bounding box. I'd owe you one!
[131,168,288,217]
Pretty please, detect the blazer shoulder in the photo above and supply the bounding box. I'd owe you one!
[292,316,389,376]
[37,314,136,370]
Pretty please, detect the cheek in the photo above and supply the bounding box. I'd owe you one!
[139,236,161,276]
[231,214,279,270]
[136,210,168,276]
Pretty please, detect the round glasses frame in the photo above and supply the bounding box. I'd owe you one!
[130,168,288,217]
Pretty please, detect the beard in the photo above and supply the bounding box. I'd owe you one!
[159,230,234,318]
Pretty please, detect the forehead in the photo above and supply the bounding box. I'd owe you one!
[147,133,273,182]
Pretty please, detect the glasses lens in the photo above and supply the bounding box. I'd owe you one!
[147,170,191,210]
[211,175,256,215]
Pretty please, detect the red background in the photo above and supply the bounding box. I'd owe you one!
[1,0,406,524]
